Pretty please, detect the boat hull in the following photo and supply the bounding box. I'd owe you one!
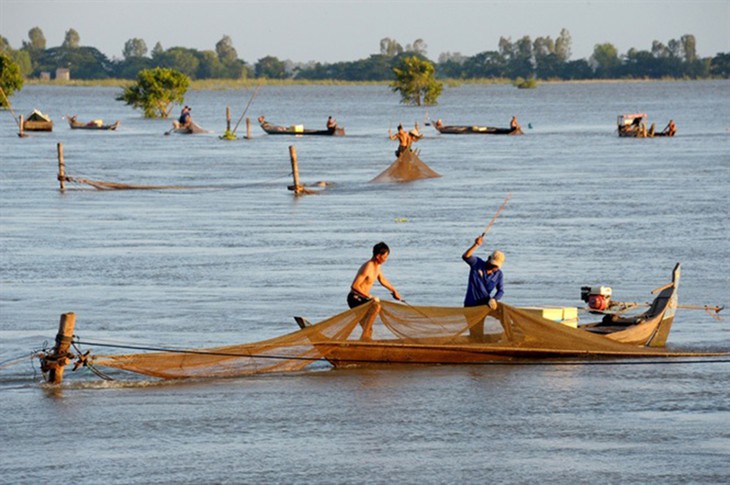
[68,119,120,130]
[260,122,345,136]
[435,125,521,135]
[23,121,53,132]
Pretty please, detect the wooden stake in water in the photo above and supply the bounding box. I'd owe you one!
[47,312,76,384]
[57,143,66,191]
[288,145,303,195]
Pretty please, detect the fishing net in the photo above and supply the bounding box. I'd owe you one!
[370,150,441,183]
[61,175,187,190]
[90,296,686,380]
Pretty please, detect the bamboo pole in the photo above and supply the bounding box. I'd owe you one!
[19,114,24,138]
[57,143,66,191]
[481,193,512,237]
[288,145,302,195]
[246,117,251,139]
[47,312,76,384]
[226,106,231,132]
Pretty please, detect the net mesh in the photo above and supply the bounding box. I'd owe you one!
[91,299,683,380]
[370,150,441,183]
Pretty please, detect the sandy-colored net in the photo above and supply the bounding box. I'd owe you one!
[370,150,441,183]
[91,299,688,380]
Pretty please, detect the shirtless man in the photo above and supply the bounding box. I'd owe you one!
[348,242,402,340]
[388,124,413,158]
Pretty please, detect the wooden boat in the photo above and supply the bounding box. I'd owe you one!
[434,119,522,135]
[168,120,208,134]
[308,264,683,368]
[23,109,53,132]
[258,116,345,136]
[617,113,676,138]
[67,115,120,131]
[46,263,728,381]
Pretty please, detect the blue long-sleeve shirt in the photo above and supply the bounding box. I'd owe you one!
[463,255,504,307]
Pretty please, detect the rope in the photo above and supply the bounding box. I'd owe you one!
[74,337,730,367]
[60,171,294,191]
[0,352,37,370]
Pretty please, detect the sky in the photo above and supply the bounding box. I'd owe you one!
[1,0,729,64]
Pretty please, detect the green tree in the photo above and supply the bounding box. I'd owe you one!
[151,42,164,59]
[710,53,730,77]
[461,50,507,78]
[23,27,46,51]
[555,28,572,62]
[197,50,226,78]
[123,38,148,59]
[116,67,189,118]
[590,43,620,77]
[0,53,24,107]
[215,35,238,65]
[255,55,287,78]
[62,28,81,49]
[405,39,428,56]
[35,46,113,79]
[680,34,697,63]
[380,37,403,57]
[155,47,200,78]
[390,55,443,106]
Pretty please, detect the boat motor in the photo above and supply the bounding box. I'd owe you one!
[580,286,613,311]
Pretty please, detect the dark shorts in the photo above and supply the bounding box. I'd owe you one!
[347,291,369,309]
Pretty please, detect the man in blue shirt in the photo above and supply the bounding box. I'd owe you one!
[462,235,505,310]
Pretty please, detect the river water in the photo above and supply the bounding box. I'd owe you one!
[1,81,729,483]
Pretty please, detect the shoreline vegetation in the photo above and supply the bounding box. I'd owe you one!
[22,76,720,91]
[4,29,728,89]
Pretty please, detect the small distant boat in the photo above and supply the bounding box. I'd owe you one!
[23,109,53,132]
[67,115,120,131]
[258,116,345,136]
[168,121,208,135]
[617,113,676,138]
[433,119,522,135]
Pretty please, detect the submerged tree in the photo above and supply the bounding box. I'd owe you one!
[0,53,24,107]
[116,67,189,118]
[390,56,443,106]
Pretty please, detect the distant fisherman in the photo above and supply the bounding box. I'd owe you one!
[389,124,418,158]
[326,115,337,134]
[173,105,192,130]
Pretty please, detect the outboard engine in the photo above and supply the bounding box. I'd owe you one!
[581,286,612,311]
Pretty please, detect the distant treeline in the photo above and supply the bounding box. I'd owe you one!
[3,27,729,81]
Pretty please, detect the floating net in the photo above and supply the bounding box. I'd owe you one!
[61,175,188,190]
[89,292,703,380]
[370,150,441,183]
